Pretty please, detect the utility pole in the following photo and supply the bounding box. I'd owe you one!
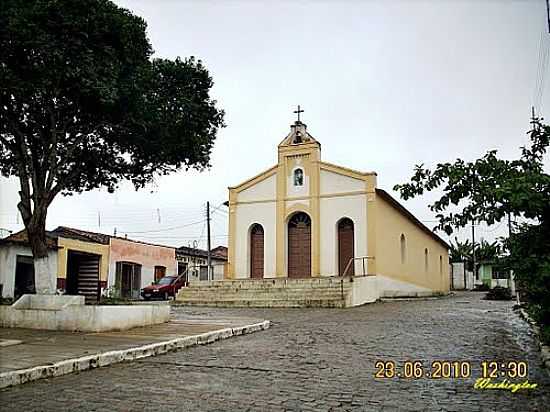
[471,219,476,289]
[470,170,477,290]
[507,212,517,299]
[206,201,212,281]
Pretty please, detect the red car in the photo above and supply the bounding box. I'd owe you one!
[141,275,186,300]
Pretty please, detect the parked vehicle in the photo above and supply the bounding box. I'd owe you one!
[141,275,186,300]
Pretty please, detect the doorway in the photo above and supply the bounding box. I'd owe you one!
[14,255,35,299]
[66,251,100,301]
[338,218,355,275]
[250,224,264,279]
[287,212,311,278]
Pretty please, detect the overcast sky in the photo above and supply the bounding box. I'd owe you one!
[1,0,549,249]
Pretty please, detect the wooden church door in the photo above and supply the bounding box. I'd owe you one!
[338,218,355,276]
[288,212,311,278]
[250,224,264,279]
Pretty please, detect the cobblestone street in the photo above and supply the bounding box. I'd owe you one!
[1,292,549,411]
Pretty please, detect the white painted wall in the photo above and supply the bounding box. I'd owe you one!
[233,202,277,278]
[0,245,58,298]
[451,262,474,290]
[238,174,276,202]
[320,169,364,195]
[349,276,378,306]
[319,170,368,276]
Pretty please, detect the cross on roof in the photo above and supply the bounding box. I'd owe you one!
[293,105,304,122]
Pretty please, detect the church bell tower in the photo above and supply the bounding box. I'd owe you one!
[275,107,322,277]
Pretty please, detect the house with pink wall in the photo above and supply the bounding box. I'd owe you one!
[108,237,176,299]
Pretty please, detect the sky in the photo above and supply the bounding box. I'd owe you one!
[0,0,549,249]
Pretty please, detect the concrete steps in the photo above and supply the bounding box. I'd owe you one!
[175,277,352,308]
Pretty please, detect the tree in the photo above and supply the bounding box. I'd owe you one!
[0,0,225,293]
[449,238,472,263]
[476,239,501,263]
[394,117,550,342]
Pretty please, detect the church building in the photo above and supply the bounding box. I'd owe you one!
[226,116,450,298]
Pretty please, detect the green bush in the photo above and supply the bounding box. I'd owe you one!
[474,283,490,291]
[485,286,513,301]
[540,325,550,346]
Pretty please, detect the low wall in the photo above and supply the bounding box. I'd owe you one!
[348,276,378,306]
[0,295,170,332]
[376,275,437,298]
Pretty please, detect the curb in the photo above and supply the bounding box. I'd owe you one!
[516,307,550,371]
[0,320,270,390]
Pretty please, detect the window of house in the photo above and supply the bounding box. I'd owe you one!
[154,265,166,282]
[400,234,406,264]
[439,255,443,275]
[294,168,304,186]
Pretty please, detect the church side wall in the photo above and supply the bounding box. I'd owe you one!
[374,196,450,295]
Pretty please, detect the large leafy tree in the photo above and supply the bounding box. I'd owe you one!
[0,0,224,292]
[394,118,550,342]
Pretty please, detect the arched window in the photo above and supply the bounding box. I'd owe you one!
[439,255,443,275]
[293,168,304,186]
[400,234,406,264]
[424,248,429,273]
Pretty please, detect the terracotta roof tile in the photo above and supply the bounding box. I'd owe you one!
[0,229,58,249]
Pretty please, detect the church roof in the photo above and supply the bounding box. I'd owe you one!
[375,189,450,249]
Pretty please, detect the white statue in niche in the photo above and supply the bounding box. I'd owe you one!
[294,168,304,186]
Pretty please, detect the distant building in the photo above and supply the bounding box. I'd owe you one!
[176,246,227,282]
[1,226,228,301]
[478,261,513,289]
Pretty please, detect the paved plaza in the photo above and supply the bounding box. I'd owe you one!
[1,292,549,411]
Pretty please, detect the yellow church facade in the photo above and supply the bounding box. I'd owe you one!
[226,120,450,297]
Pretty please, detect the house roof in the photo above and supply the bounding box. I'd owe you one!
[0,229,59,249]
[53,226,176,250]
[53,226,111,245]
[211,245,228,258]
[176,245,227,261]
[375,188,451,250]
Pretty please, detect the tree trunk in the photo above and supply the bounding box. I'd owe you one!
[26,208,56,295]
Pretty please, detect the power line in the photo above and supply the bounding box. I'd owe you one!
[121,219,206,234]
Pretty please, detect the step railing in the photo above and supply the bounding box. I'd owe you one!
[340,256,375,302]
[342,256,375,278]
